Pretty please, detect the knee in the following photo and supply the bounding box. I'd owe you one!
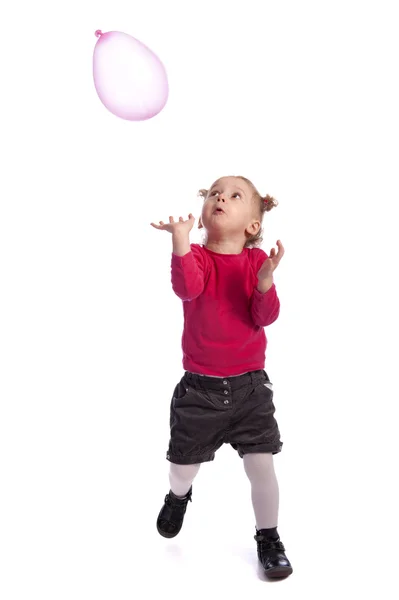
[169,462,200,484]
[243,452,275,481]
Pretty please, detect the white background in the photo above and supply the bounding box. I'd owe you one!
[1,0,398,598]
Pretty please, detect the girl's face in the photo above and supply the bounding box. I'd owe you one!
[200,176,260,241]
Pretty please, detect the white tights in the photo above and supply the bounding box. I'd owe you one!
[169,453,279,529]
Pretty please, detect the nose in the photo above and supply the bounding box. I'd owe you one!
[217,196,226,203]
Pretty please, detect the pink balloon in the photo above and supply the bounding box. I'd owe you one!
[93,30,169,121]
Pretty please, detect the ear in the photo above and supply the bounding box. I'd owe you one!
[198,216,203,229]
[246,220,261,236]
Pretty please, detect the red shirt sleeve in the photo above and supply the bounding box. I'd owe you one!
[249,248,281,326]
[171,244,208,301]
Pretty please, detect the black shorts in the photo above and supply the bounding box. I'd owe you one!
[167,369,283,465]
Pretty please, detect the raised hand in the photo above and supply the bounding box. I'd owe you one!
[150,214,195,235]
[257,240,285,281]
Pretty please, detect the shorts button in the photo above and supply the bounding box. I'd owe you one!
[224,390,228,395]
[224,400,229,404]
[223,380,228,385]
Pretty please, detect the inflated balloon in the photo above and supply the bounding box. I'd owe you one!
[93,30,169,121]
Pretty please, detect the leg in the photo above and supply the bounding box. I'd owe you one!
[158,371,224,538]
[169,462,201,497]
[243,452,279,530]
[157,463,201,538]
[244,452,292,578]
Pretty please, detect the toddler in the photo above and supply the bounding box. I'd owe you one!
[150,175,292,579]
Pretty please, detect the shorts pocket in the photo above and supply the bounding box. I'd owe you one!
[250,378,275,406]
[172,380,191,403]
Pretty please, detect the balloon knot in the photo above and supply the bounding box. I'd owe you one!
[94,30,103,38]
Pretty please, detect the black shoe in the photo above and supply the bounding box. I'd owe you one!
[156,487,192,538]
[254,529,293,578]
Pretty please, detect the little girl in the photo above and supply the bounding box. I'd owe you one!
[150,175,292,579]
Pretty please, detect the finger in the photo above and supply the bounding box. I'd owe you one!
[179,217,184,222]
[274,245,284,263]
[169,216,174,223]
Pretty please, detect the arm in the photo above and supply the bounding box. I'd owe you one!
[250,243,284,327]
[251,277,280,326]
[171,232,206,300]
[172,230,191,257]
[151,213,204,300]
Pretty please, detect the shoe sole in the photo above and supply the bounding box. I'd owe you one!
[264,566,293,579]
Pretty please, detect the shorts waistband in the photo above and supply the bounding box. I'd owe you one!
[184,369,267,392]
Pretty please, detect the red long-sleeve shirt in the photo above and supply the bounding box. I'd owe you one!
[171,244,280,377]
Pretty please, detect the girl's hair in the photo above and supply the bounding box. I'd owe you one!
[197,175,278,248]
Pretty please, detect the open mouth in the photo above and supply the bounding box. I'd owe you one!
[214,207,225,214]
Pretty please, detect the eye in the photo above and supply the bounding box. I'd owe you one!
[210,190,219,196]
[232,193,240,199]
